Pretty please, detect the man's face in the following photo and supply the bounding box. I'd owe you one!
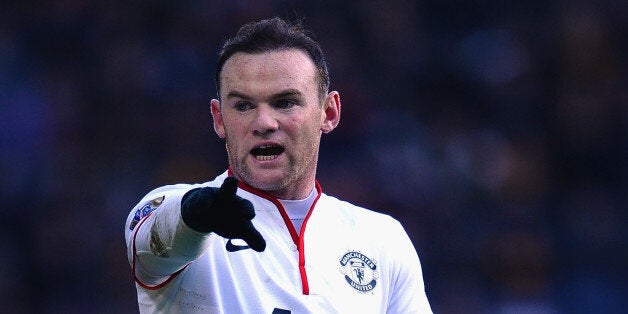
[211,49,340,199]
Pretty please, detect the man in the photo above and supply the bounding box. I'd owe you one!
[125,17,432,313]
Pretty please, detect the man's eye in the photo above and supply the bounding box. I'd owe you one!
[235,102,252,111]
[274,100,296,109]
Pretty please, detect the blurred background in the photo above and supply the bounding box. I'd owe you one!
[1,0,625,313]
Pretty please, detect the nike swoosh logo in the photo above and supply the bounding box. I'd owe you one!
[225,239,251,252]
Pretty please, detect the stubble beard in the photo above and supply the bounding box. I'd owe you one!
[224,135,320,198]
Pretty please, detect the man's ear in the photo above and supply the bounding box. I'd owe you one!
[321,91,341,134]
[211,99,226,139]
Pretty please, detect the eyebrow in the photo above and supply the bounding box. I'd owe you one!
[225,91,251,100]
[225,89,303,101]
[272,89,303,99]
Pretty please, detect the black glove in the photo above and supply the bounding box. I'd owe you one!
[181,177,266,252]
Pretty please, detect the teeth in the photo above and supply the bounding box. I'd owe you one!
[251,145,284,158]
[255,155,278,161]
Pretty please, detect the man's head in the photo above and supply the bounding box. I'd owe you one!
[215,17,330,100]
[210,18,340,200]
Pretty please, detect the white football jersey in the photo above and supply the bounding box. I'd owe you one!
[125,171,432,313]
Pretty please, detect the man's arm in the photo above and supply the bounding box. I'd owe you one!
[124,185,211,285]
[124,177,265,287]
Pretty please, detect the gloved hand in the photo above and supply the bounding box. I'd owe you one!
[181,177,266,252]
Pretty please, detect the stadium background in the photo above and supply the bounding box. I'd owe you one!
[1,1,625,312]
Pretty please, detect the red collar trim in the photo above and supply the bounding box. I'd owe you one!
[226,168,321,295]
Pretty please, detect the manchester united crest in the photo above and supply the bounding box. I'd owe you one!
[339,250,378,293]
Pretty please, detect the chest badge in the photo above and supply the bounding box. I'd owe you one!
[339,250,379,293]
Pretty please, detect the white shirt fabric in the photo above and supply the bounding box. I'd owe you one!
[124,171,432,313]
[280,187,316,233]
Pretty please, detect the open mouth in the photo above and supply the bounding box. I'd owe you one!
[251,145,285,161]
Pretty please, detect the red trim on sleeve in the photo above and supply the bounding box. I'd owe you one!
[131,212,190,290]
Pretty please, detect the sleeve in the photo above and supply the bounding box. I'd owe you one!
[386,220,433,314]
[123,184,214,288]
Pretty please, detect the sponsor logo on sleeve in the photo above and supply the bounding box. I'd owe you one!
[339,250,379,293]
[129,196,165,230]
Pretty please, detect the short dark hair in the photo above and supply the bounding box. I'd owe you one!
[215,17,330,99]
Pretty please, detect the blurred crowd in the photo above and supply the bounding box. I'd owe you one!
[0,0,625,313]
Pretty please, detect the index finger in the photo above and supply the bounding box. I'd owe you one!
[219,176,239,196]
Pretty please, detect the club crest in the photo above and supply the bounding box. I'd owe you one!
[129,196,165,230]
[339,250,378,293]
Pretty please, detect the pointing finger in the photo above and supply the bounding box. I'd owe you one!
[220,176,239,196]
[242,224,266,252]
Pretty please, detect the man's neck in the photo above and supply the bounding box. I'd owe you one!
[266,180,316,200]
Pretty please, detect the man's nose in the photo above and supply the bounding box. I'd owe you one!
[252,105,279,135]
